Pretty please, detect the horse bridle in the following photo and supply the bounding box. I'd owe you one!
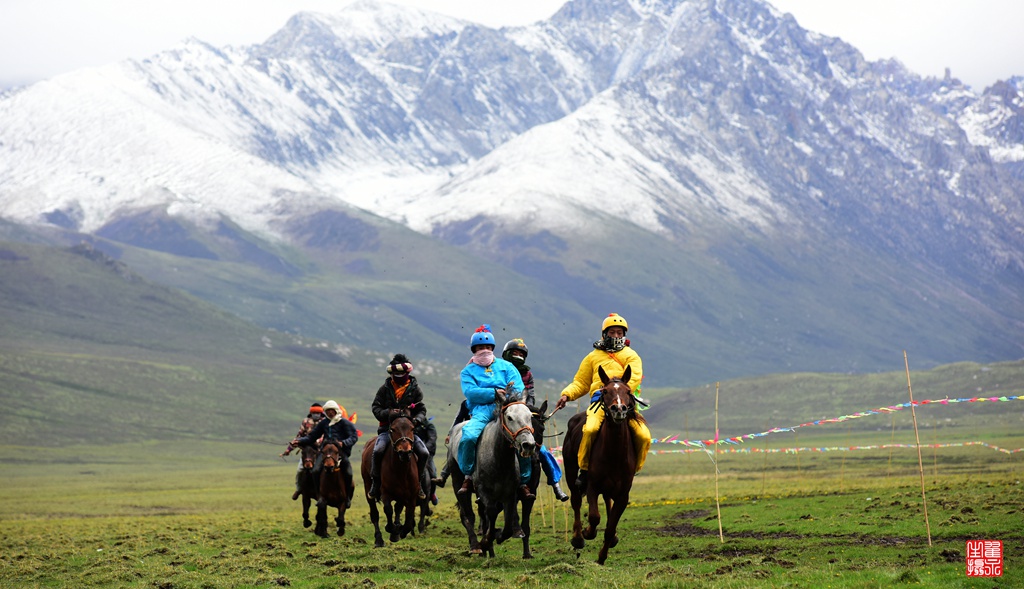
[500,401,534,446]
[591,382,636,423]
[321,441,342,472]
[388,416,414,452]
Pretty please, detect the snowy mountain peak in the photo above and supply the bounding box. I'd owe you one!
[0,0,1022,271]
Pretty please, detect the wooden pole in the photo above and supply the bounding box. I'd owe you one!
[760,419,769,496]
[904,351,932,546]
[794,429,801,475]
[714,382,724,543]
[684,413,691,461]
[887,411,896,478]
[840,423,850,492]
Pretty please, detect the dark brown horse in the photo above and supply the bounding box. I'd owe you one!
[297,444,319,529]
[508,399,548,559]
[562,364,641,564]
[314,441,350,538]
[360,413,420,548]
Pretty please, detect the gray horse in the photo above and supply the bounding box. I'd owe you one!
[444,391,537,557]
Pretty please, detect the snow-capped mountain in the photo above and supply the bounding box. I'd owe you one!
[2,0,1023,382]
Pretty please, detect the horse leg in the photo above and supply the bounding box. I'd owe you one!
[455,488,482,555]
[481,502,501,558]
[367,496,384,548]
[402,499,417,539]
[418,498,429,534]
[335,504,346,537]
[521,498,535,559]
[570,491,585,550]
[384,500,401,543]
[314,499,328,538]
[582,491,600,541]
[597,495,629,565]
[301,495,312,528]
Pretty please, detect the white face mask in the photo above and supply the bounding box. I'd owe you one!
[471,348,495,366]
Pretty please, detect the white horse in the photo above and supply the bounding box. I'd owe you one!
[445,390,537,557]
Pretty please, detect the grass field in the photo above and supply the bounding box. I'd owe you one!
[2,425,1021,589]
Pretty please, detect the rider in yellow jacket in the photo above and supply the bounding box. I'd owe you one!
[555,313,652,489]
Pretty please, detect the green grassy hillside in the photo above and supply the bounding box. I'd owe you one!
[3,239,1021,451]
[0,241,467,446]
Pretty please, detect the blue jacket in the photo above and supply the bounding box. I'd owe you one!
[460,358,525,420]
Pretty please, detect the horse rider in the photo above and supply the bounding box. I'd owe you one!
[554,313,652,490]
[294,399,359,507]
[502,338,569,502]
[283,402,324,501]
[367,353,431,502]
[456,324,533,500]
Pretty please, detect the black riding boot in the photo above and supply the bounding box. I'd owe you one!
[414,437,430,500]
[575,470,588,491]
[368,437,386,500]
[552,481,569,502]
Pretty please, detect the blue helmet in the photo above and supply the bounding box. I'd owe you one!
[470,324,495,349]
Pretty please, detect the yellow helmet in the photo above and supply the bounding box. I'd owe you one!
[601,313,628,334]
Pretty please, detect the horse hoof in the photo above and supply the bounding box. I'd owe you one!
[469,548,482,555]
[610,535,619,548]
[337,528,345,537]
[571,537,585,550]
[303,520,312,528]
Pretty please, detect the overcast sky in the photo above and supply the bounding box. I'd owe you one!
[2,0,1022,92]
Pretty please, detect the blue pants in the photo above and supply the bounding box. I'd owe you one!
[458,413,532,483]
[538,445,561,484]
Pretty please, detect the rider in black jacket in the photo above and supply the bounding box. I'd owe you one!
[294,400,359,506]
[367,354,431,501]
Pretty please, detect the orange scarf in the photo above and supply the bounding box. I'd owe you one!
[393,380,410,402]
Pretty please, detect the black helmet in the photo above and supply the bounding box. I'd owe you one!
[501,338,528,362]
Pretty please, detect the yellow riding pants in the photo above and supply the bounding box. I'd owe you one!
[578,402,651,473]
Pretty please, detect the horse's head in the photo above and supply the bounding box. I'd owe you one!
[528,399,549,442]
[387,415,415,463]
[500,400,537,458]
[300,444,318,470]
[321,441,342,472]
[598,364,635,424]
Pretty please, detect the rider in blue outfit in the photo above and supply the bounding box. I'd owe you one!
[502,338,569,502]
[456,324,533,500]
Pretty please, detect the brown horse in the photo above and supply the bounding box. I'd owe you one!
[562,364,641,564]
[297,444,319,529]
[314,441,350,538]
[360,413,420,548]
